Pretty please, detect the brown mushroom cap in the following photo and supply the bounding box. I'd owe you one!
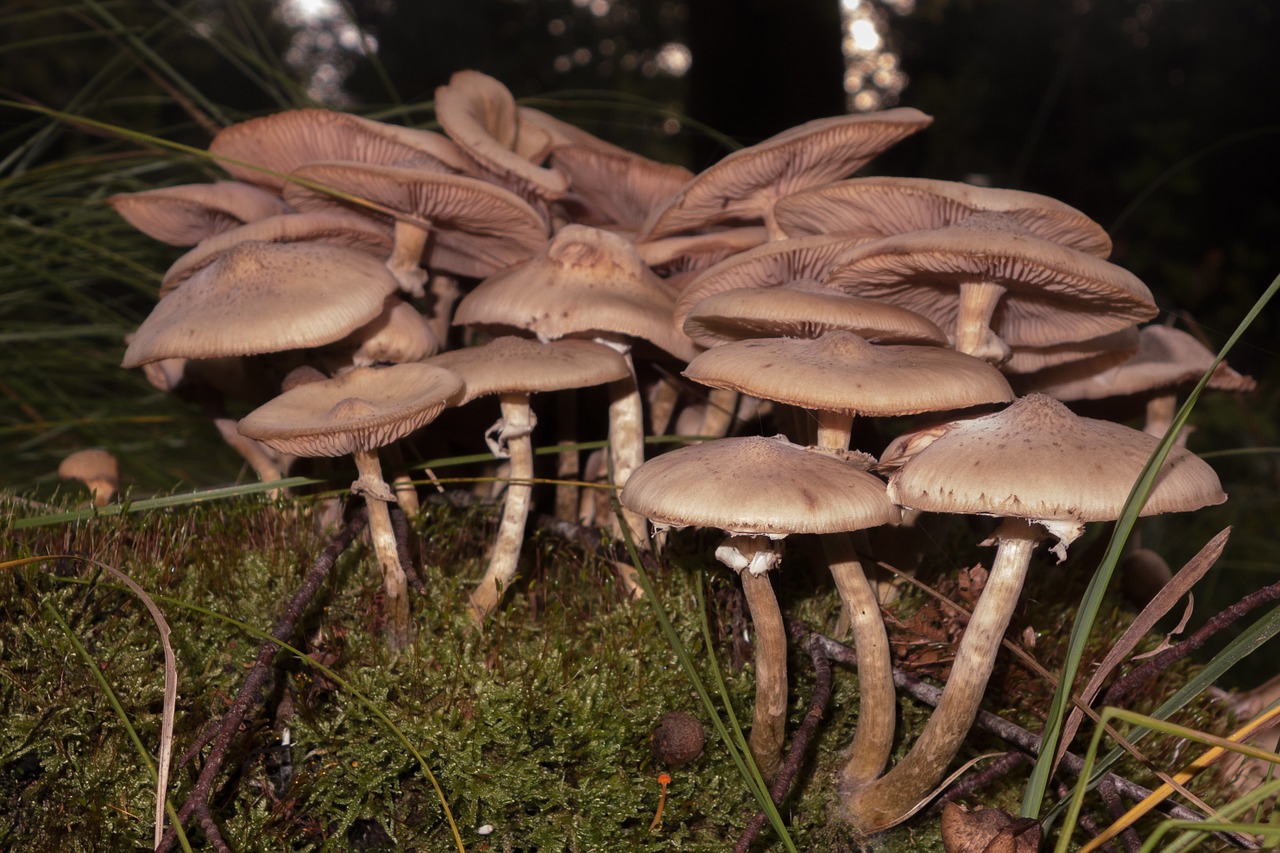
[208,109,469,191]
[620,434,900,536]
[549,142,694,230]
[283,161,549,278]
[683,330,1013,417]
[424,336,631,405]
[454,224,698,361]
[683,280,947,348]
[107,182,291,246]
[884,392,1226,525]
[774,177,1113,257]
[124,240,400,367]
[58,448,120,505]
[1001,325,1141,375]
[824,217,1158,348]
[328,296,440,368]
[236,363,463,457]
[639,108,933,240]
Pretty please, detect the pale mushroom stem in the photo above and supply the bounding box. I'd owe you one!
[469,394,535,623]
[605,353,649,550]
[212,417,284,487]
[695,387,740,438]
[719,534,788,782]
[1143,393,1179,441]
[386,220,431,298]
[555,391,580,522]
[952,280,1008,361]
[841,516,1040,832]
[352,448,413,651]
[815,408,897,788]
[381,442,421,520]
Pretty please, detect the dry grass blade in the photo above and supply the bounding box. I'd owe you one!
[1054,527,1232,772]
[1,553,180,851]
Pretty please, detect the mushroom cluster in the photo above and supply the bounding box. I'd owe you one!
[109,70,1250,832]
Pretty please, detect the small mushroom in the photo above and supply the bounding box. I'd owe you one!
[58,449,119,507]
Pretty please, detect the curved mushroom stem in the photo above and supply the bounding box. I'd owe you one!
[840,516,1041,832]
[815,409,897,789]
[952,280,1008,361]
[718,534,788,782]
[352,448,412,651]
[386,219,431,298]
[468,393,535,623]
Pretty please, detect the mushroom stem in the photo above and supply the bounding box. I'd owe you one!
[469,394,535,622]
[719,534,788,782]
[952,280,1007,360]
[353,447,413,651]
[386,219,431,298]
[605,356,649,549]
[696,387,740,438]
[840,516,1040,832]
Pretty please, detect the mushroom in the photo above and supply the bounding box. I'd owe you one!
[58,448,119,507]
[237,363,463,650]
[424,337,631,621]
[621,434,899,780]
[838,393,1226,832]
[106,181,291,246]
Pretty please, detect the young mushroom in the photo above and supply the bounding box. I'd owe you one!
[237,363,463,651]
[58,448,120,507]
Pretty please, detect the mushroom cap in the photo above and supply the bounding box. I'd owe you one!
[106,181,291,246]
[620,434,900,536]
[883,393,1226,524]
[824,218,1158,347]
[160,210,395,296]
[549,142,694,230]
[673,233,875,330]
[237,363,463,457]
[434,70,569,202]
[453,224,698,361]
[283,161,548,278]
[683,330,1013,416]
[58,448,119,487]
[683,280,947,348]
[1018,324,1258,401]
[424,336,630,405]
[124,240,400,367]
[329,296,440,368]
[1002,325,1141,375]
[208,108,469,191]
[639,108,933,240]
[773,177,1113,257]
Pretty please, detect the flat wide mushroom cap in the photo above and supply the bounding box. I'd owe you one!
[774,177,1113,257]
[1002,326,1141,376]
[824,218,1157,347]
[208,109,468,191]
[639,108,933,240]
[425,336,630,405]
[621,434,900,536]
[683,280,947,348]
[124,240,399,367]
[237,363,463,457]
[549,142,694,230]
[107,182,291,246]
[884,392,1226,525]
[454,224,698,361]
[684,330,1013,416]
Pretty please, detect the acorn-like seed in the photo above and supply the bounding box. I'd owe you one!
[651,711,706,767]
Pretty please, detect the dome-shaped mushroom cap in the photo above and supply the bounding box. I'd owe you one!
[621,435,900,536]
[773,177,1113,258]
[454,224,698,361]
[425,336,630,405]
[883,393,1226,523]
[107,181,291,246]
[684,330,1013,416]
[237,363,463,458]
[123,240,399,367]
[639,108,933,240]
[58,448,119,486]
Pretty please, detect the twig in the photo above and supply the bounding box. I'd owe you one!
[158,508,366,853]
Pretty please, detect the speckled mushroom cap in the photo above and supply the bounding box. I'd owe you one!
[237,363,463,457]
[620,434,900,536]
[434,70,569,203]
[424,336,630,405]
[160,211,395,296]
[107,182,291,246]
[673,233,875,330]
[638,108,933,240]
[1017,324,1257,401]
[683,330,1013,416]
[824,216,1158,347]
[774,177,1113,258]
[208,109,469,192]
[453,224,698,361]
[284,161,549,278]
[883,392,1226,525]
[123,240,400,367]
[683,280,947,348]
